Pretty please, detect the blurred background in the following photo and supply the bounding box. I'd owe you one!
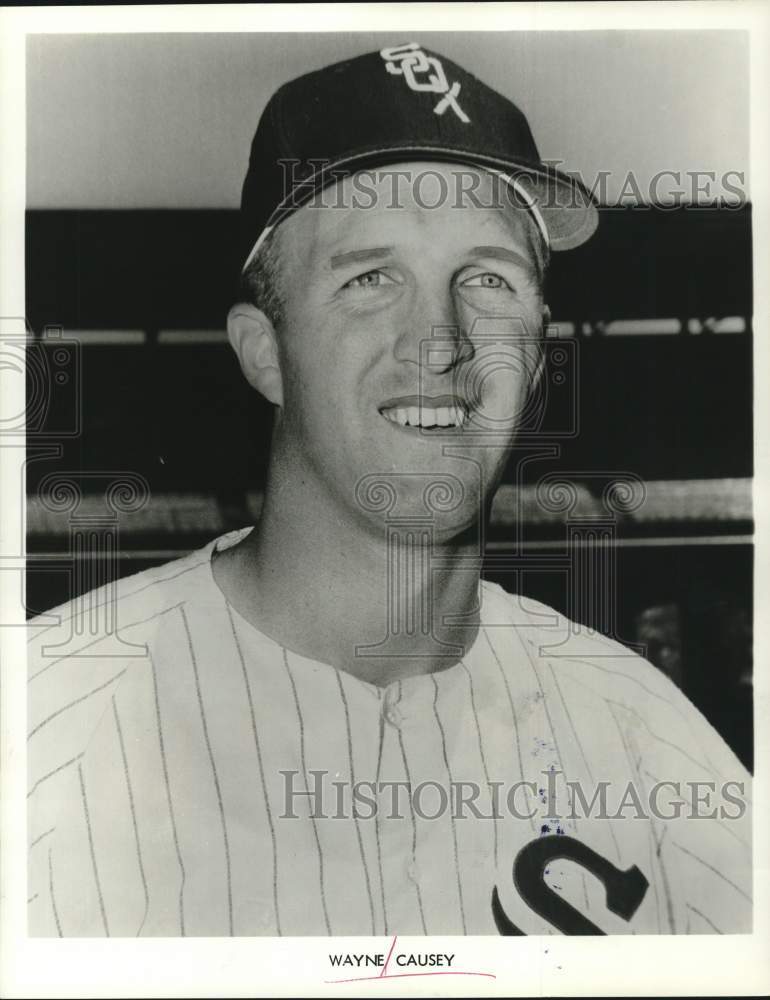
[25,32,753,769]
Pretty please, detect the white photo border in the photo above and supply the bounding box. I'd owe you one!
[1,3,768,997]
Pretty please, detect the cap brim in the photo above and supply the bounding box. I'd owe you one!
[248,146,599,268]
[521,167,599,251]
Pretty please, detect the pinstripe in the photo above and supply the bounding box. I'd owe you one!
[687,902,723,933]
[334,670,376,935]
[606,700,670,932]
[48,848,62,937]
[28,559,208,642]
[431,675,467,934]
[374,707,389,934]
[642,760,690,923]
[652,823,676,934]
[78,762,109,936]
[112,696,150,936]
[30,826,55,849]
[226,606,282,935]
[642,817,662,932]
[31,602,186,685]
[549,664,622,864]
[180,605,233,935]
[111,601,186,634]
[716,817,751,853]
[27,667,127,738]
[566,657,723,776]
[673,841,752,902]
[567,657,685,705]
[149,647,186,935]
[459,660,498,870]
[482,629,535,834]
[549,665,595,783]
[30,634,110,683]
[27,753,83,799]
[396,722,429,935]
[611,698,710,774]
[282,648,333,935]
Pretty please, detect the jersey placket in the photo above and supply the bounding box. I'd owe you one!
[373,680,431,935]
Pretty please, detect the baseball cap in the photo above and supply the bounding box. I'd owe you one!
[240,43,599,269]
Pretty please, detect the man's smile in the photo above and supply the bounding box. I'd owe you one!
[378,394,469,431]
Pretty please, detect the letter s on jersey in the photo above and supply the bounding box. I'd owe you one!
[492,835,649,935]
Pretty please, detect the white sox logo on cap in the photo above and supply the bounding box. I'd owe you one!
[380,43,471,124]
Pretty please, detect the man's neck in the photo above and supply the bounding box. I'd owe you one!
[212,474,483,687]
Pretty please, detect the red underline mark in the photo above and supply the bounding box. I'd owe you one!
[325,970,497,985]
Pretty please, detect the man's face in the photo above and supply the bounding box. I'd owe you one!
[269,162,547,537]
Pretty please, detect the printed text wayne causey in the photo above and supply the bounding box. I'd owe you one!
[329,951,455,969]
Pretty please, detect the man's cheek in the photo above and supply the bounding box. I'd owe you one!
[469,353,535,427]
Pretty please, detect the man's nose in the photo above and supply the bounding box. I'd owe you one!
[393,287,474,373]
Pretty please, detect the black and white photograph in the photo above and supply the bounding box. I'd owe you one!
[2,3,769,997]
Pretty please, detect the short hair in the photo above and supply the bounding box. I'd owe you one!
[238,229,284,331]
[515,206,550,290]
[526,227,550,292]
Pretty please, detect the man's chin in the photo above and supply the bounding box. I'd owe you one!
[351,466,487,540]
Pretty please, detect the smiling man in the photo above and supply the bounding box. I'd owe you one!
[28,44,751,937]
[218,161,549,684]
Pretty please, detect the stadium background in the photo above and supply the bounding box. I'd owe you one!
[24,32,753,769]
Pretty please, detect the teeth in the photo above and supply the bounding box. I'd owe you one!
[381,404,467,428]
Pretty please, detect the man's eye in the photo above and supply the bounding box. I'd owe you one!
[462,272,512,290]
[344,270,395,289]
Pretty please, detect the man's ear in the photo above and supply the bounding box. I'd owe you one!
[227,303,283,407]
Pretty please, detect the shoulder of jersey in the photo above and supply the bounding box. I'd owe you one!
[479,578,746,780]
[26,534,224,680]
[26,533,246,809]
[481,577,651,665]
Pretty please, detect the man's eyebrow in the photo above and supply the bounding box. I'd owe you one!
[469,245,537,272]
[329,247,394,269]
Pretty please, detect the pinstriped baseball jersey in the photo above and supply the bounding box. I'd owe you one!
[28,528,752,936]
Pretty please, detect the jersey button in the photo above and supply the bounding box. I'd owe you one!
[382,687,403,728]
[383,703,403,728]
